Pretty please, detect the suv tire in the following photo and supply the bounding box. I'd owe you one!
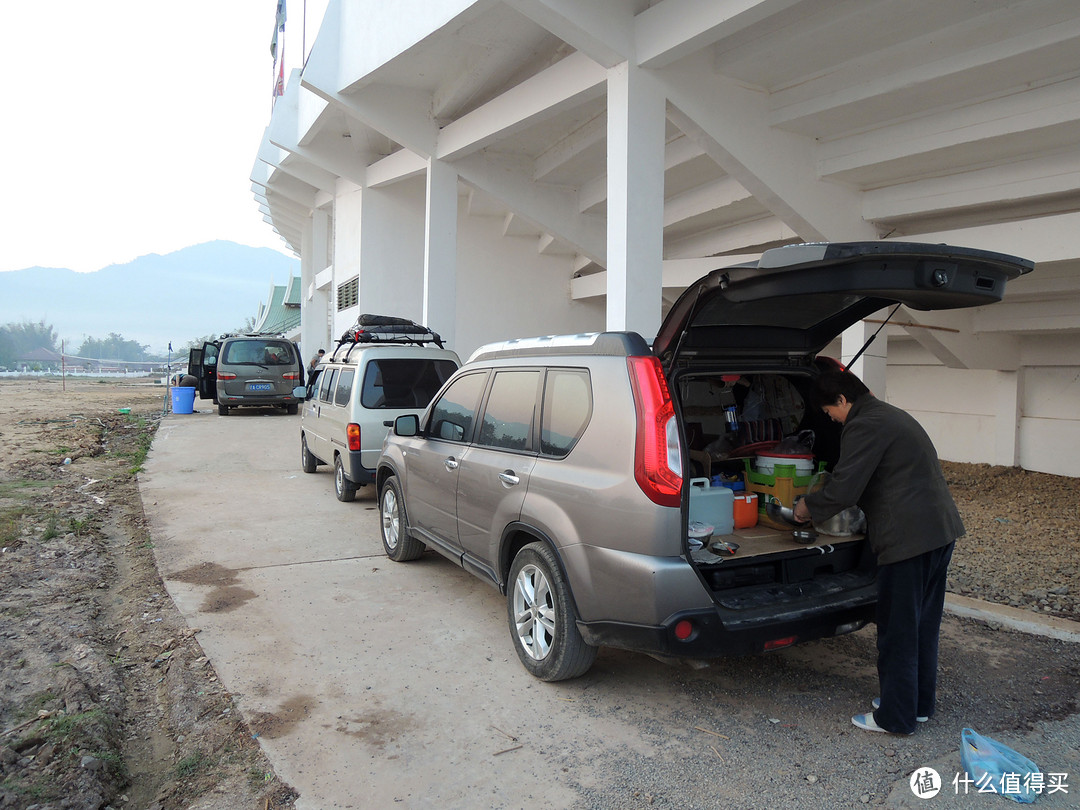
[218,403,229,416]
[508,542,597,682]
[300,434,318,474]
[379,477,424,561]
[334,455,357,502]
[286,403,299,415]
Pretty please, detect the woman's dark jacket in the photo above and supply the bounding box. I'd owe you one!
[803,395,964,565]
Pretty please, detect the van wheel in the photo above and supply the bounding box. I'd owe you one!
[508,542,597,681]
[300,435,318,473]
[286,403,298,415]
[334,455,357,502]
[218,403,229,416]
[379,477,424,561]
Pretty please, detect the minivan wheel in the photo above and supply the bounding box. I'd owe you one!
[217,403,229,416]
[508,542,597,681]
[333,455,357,502]
[379,477,424,561]
[286,403,298,415]
[300,434,318,474]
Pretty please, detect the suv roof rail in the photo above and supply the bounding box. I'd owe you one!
[337,314,444,348]
[468,331,650,363]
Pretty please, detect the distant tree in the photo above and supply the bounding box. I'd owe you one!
[77,332,151,362]
[0,319,59,367]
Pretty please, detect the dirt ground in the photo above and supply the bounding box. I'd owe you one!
[0,377,296,809]
[0,376,1077,809]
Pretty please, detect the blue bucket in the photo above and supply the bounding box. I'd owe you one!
[171,386,196,414]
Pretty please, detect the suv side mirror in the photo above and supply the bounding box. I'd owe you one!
[394,414,419,437]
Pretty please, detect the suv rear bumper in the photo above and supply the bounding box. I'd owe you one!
[576,584,877,658]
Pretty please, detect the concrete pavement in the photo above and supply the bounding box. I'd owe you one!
[140,409,1080,809]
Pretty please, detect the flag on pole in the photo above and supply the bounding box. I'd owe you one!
[270,0,287,59]
[274,43,286,97]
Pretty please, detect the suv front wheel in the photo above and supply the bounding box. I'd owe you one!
[379,477,425,561]
[508,542,597,682]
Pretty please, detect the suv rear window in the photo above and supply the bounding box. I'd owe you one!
[540,369,592,457]
[221,339,294,365]
[361,359,458,409]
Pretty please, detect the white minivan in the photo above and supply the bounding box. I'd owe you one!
[299,316,460,501]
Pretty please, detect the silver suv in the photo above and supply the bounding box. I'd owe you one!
[376,242,1032,681]
[299,316,460,501]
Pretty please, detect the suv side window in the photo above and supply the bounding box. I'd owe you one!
[361,358,458,409]
[478,370,540,452]
[319,369,338,404]
[427,372,487,443]
[334,369,354,406]
[540,368,592,457]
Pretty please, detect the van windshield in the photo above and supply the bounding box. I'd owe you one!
[221,340,294,366]
[361,359,457,408]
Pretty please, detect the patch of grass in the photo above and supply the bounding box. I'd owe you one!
[69,516,92,536]
[176,749,210,778]
[249,766,275,788]
[0,506,28,545]
[0,775,51,800]
[0,479,52,499]
[41,513,60,541]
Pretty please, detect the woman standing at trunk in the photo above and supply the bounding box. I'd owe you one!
[792,370,964,735]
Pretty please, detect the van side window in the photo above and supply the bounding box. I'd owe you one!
[334,369,354,406]
[319,369,338,404]
[478,370,540,452]
[427,372,487,443]
[540,369,592,457]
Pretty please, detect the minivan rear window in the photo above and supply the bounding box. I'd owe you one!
[221,339,294,365]
[361,359,458,409]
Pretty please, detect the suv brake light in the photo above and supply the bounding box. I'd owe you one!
[282,371,300,381]
[346,423,361,452]
[626,356,683,507]
[218,372,237,380]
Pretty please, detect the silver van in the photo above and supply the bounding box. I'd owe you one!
[299,317,460,501]
[189,333,304,416]
[376,242,1034,681]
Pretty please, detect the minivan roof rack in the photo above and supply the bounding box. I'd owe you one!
[337,314,444,348]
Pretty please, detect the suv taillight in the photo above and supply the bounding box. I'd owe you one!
[346,423,361,452]
[626,356,682,507]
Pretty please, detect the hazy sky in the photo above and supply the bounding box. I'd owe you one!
[1,1,328,274]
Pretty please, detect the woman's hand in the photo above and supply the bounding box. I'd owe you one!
[792,498,812,524]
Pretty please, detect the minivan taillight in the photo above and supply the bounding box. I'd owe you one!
[218,372,237,380]
[282,371,300,381]
[626,356,683,507]
[346,423,361,452]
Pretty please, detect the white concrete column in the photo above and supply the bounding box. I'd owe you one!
[302,208,332,358]
[606,62,665,338]
[841,318,888,398]
[357,181,427,324]
[994,369,1022,467]
[424,158,458,349]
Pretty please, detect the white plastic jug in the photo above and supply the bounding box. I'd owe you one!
[688,477,735,536]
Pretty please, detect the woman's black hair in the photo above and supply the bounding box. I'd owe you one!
[811,370,871,410]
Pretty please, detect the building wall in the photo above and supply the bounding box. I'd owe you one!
[327,180,605,360]
[885,343,1080,477]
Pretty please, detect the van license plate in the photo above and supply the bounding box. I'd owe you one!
[247,383,273,392]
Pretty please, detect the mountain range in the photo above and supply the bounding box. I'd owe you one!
[0,242,300,355]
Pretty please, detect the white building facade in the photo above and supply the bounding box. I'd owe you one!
[252,0,1080,477]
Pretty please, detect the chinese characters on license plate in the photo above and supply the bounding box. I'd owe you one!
[247,383,273,392]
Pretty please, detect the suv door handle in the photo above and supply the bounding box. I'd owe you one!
[444,457,459,471]
[498,471,520,486]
